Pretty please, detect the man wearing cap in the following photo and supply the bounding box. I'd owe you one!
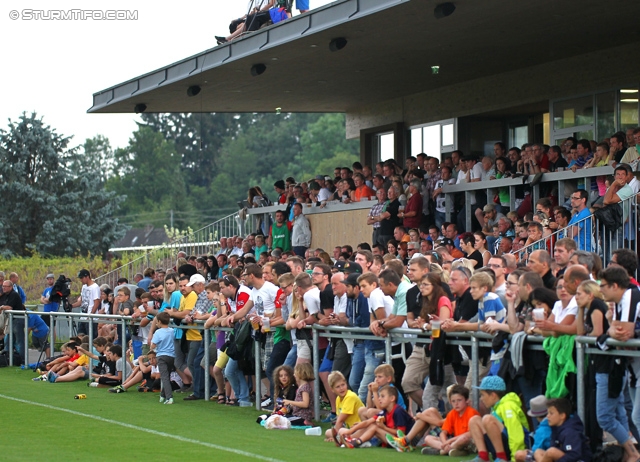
[70,269,101,336]
[182,274,212,401]
[291,203,311,258]
[481,204,505,251]
[442,238,464,259]
[40,273,59,329]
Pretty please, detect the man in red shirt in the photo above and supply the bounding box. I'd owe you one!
[399,180,423,229]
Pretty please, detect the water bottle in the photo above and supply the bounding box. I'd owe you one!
[74,394,87,399]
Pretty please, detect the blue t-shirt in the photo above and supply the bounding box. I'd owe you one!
[568,207,592,252]
[28,313,49,339]
[138,277,153,291]
[42,287,59,313]
[532,417,552,452]
[14,284,26,304]
[152,327,175,357]
[479,293,506,362]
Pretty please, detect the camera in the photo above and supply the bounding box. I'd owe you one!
[49,275,72,312]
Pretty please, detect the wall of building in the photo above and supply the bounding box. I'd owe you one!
[346,42,640,139]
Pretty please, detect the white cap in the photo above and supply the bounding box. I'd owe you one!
[410,253,425,260]
[186,274,206,286]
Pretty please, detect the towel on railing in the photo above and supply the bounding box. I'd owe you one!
[543,334,576,399]
[508,331,527,372]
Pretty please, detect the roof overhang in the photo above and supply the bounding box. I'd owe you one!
[89,0,640,115]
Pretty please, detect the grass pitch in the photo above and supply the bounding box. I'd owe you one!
[1,367,453,461]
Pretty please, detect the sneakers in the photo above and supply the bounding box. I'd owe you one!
[159,396,166,403]
[260,396,272,408]
[109,385,126,393]
[138,386,151,392]
[321,413,337,423]
[164,398,174,405]
[47,371,58,383]
[385,434,410,452]
[32,375,46,381]
[461,457,490,462]
[343,437,362,449]
[87,382,98,387]
[448,449,469,457]
[421,447,441,456]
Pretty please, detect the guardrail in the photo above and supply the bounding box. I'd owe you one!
[8,310,627,425]
[97,211,244,287]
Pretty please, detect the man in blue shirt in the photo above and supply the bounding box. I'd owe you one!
[567,190,592,252]
[40,273,59,330]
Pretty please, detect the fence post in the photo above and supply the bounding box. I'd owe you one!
[8,312,13,366]
[255,337,261,410]
[471,334,479,409]
[23,312,28,367]
[385,335,392,364]
[576,339,585,423]
[313,327,320,422]
[49,314,55,357]
[204,327,210,401]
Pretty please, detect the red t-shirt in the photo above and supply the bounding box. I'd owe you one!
[403,193,423,228]
[441,406,480,437]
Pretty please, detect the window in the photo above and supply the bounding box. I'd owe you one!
[409,119,456,161]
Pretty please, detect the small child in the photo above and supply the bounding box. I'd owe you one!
[42,342,78,373]
[467,376,529,462]
[493,225,500,239]
[534,398,591,462]
[388,384,480,456]
[150,311,176,405]
[88,344,131,388]
[338,385,414,449]
[325,371,364,444]
[48,343,90,383]
[516,395,552,462]
[283,363,315,425]
[272,365,297,415]
[359,364,406,421]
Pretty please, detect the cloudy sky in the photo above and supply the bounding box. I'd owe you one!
[1,0,333,150]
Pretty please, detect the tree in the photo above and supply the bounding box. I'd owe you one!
[0,112,127,257]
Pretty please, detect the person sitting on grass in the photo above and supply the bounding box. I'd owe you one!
[337,385,414,449]
[34,342,86,382]
[108,351,160,393]
[467,376,529,462]
[388,384,480,456]
[358,364,406,422]
[271,365,297,414]
[283,363,315,426]
[44,342,80,374]
[88,344,131,388]
[324,371,364,444]
[48,343,91,383]
[516,395,552,462]
[150,311,176,405]
[534,398,591,462]
[76,337,110,378]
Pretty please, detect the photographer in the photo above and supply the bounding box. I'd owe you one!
[0,280,26,361]
[70,269,101,337]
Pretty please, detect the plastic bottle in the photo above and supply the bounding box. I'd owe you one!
[74,394,87,399]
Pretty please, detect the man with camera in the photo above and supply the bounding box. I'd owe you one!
[70,269,101,336]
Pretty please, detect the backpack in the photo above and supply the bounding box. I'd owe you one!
[594,202,623,231]
[225,320,253,361]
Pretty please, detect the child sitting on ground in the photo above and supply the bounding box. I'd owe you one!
[337,385,414,449]
[283,363,315,426]
[271,365,298,414]
[325,371,364,444]
[358,364,406,421]
[534,398,591,462]
[42,342,79,373]
[45,343,91,383]
[88,344,132,388]
[388,384,480,456]
[516,395,552,462]
[108,350,160,393]
[468,376,529,462]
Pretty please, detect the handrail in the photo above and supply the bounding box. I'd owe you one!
[96,211,243,287]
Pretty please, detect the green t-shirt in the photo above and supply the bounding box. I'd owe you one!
[392,281,412,316]
[271,222,291,252]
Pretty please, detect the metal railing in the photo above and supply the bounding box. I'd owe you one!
[9,309,626,426]
[97,211,244,287]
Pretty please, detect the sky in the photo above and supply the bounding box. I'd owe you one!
[1,0,333,151]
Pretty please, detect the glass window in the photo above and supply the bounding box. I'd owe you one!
[510,125,528,148]
[442,123,454,146]
[379,133,394,162]
[423,125,441,159]
[410,128,423,156]
[553,95,593,130]
[597,91,616,138]
[620,88,639,132]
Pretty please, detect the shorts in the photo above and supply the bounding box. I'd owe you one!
[319,346,333,373]
[244,11,270,32]
[201,342,218,368]
[82,367,90,380]
[32,335,49,351]
[296,339,311,360]
[483,430,511,460]
[215,350,230,370]
[296,0,309,10]
[401,346,429,394]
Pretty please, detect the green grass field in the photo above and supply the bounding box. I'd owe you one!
[0,367,455,462]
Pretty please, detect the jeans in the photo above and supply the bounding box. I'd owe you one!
[349,343,365,395]
[293,246,307,258]
[434,210,446,230]
[225,358,249,403]
[157,355,175,400]
[192,341,205,398]
[595,372,630,444]
[187,340,201,380]
[357,347,384,402]
[284,344,297,367]
[628,385,640,442]
[266,340,291,398]
[12,317,25,363]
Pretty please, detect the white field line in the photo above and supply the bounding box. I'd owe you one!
[0,394,284,462]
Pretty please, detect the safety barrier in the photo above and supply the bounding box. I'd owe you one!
[7,309,640,424]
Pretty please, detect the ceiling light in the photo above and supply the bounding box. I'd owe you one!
[621,99,639,103]
[187,85,201,97]
[329,37,347,52]
[134,103,147,113]
[621,89,639,93]
[251,63,266,76]
[434,2,456,19]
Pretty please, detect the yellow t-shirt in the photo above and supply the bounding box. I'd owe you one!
[179,291,200,341]
[336,390,364,428]
[74,354,89,367]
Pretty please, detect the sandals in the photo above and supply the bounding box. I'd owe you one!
[331,427,342,447]
[226,398,238,406]
[217,394,226,404]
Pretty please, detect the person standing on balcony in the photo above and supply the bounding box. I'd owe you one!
[367,188,389,248]
[399,180,423,229]
[567,190,592,252]
[269,210,292,253]
[291,203,311,258]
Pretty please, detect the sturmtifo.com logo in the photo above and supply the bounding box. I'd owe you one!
[9,9,138,20]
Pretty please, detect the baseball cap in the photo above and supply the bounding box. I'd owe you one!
[410,252,425,260]
[483,204,496,213]
[77,269,90,279]
[474,376,506,392]
[344,273,360,287]
[187,274,206,286]
[333,260,346,272]
[315,175,324,181]
[441,238,454,247]
[46,273,55,279]
[343,262,362,274]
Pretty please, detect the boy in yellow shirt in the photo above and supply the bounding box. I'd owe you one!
[325,371,364,445]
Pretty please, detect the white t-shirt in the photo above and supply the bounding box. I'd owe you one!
[367,287,394,319]
[334,293,347,316]
[303,286,321,316]
[318,187,332,202]
[468,163,484,205]
[81,283,101,314]
[250,281,280,316]
[552,297,578,323]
